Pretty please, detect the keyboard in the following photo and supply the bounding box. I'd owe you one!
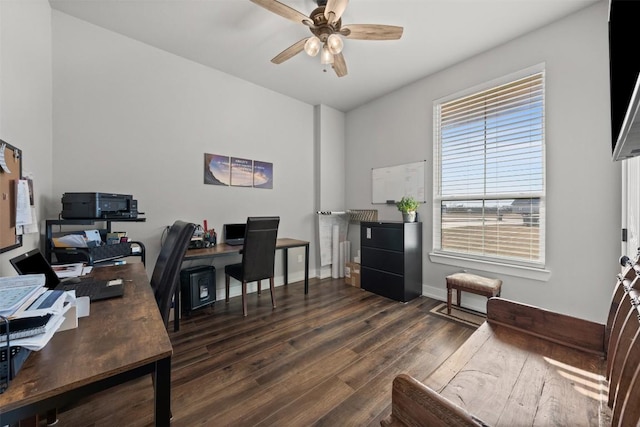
[57,280,99,298]
[56,278,124,301]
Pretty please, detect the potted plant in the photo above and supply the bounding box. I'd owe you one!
[396,196,419,222]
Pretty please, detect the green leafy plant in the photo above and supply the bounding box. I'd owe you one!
[396,196,419,213]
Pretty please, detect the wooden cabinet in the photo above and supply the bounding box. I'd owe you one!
[360,221,422,302]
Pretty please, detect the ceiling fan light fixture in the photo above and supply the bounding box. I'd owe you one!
[304,36,321,57]
[320,45,334,64]
[251,0,404,78]
[326,33,343,55]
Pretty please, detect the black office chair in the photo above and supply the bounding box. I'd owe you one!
[225,216,280,316]
[151,220,195,328]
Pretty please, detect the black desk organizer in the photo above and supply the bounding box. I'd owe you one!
[53,242,133,265]
[45,218,146,266]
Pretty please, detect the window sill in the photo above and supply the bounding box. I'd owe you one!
[429,252,551,282]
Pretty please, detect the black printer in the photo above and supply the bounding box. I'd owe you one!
[61,192,139,219]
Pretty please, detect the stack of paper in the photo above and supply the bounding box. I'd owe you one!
[0,275,47,317]
[0,275,74,351]
[51,263,85,279]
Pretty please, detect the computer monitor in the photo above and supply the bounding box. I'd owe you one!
[9,249,61,289]
[223,223,246,245]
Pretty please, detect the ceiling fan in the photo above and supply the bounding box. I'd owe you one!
[250,0,404,77]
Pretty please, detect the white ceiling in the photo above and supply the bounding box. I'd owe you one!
[48,0,600,112]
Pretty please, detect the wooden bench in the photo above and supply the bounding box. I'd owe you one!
[445,273,502,315]
[382,258,640,427]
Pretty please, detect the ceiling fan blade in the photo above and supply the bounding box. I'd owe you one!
[271,37,309,64]
[333,52,348,77]
[324,0,348,24]
[250,0,313,26]
[340,24,404,40]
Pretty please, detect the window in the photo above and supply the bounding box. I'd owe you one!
[433,70,545,266]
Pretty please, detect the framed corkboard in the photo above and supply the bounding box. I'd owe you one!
[0,140,23,253]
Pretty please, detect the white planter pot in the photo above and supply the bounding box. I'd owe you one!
[402,211,416,223]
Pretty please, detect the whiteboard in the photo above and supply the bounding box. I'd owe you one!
[372,160,426,204]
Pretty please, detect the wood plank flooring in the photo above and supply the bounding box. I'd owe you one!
[55,278,477,426]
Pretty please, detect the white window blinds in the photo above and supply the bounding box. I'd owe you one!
[434,71,545,265]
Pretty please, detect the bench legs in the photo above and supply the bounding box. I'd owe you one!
[446,288,464,315]
[446,273,502,316]
[446,286,502,315]
[446,287,452,315]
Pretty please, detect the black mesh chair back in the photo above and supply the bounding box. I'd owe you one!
[150,220,195,328]
[241,216,280,282]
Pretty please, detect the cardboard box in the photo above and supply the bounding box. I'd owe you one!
[352,268,361,288]
[345,262,354,285]
[345,262,361,288]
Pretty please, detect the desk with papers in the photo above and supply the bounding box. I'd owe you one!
[0,263,172,426]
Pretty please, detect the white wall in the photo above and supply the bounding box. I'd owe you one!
[314,104,345,277]
[346,1,619,323]
[51,11,316,299]
[0,0,52,276]
[316,104,346,212]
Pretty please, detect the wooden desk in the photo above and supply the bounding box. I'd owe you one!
[0,263,172,426]
[178,238,310,329]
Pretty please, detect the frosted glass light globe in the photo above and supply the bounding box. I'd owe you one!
[320,45,334,64]
[304,36,321,57]
[327,34,343,55]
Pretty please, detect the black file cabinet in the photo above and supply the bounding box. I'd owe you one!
[360,221,422,302]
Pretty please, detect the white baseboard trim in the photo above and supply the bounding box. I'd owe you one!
[317,266,332,279]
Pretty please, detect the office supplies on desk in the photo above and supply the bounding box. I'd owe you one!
[10,289,67,319]
[0,275,67,343]
[0,284,71,354]
[10,249,124,301]
[0,263,173,425]
[0,314,52,343]
[52,234,90,248]
[223,223,246,245]
[84,229,102,244]
[51,263,85,278]
[9,315,66,351]
[0,275,46,317]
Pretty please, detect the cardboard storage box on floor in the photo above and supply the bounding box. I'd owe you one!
[345,262,361,288]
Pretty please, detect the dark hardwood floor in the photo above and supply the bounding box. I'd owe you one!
[55,277,477,426]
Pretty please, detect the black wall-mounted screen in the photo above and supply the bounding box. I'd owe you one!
[609,0,640,153]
